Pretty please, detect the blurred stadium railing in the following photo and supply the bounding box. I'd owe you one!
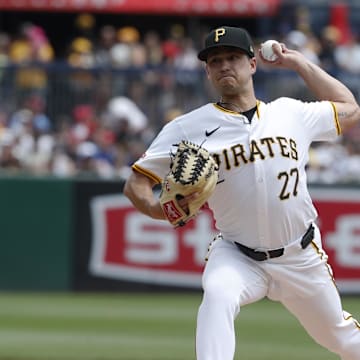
[0,62,339,129]
[0,62,359,183]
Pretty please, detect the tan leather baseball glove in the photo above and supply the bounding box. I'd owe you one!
[159,140,219,227]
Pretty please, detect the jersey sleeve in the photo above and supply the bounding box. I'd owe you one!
[294,98,341,142]
[132,120,186,183]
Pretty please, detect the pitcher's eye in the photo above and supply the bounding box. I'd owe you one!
[208,57,220,65]
[228,54,239,61]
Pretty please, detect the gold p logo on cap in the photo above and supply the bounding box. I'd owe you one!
[214,28,226,42]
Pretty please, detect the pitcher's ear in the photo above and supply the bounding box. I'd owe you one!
[250,56,257,74]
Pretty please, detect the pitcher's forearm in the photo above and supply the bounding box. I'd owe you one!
[123,172,166,220]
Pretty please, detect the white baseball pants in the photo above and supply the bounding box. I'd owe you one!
[196,225,360,360]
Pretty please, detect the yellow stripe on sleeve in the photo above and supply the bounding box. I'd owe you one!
[330,101,342,135]
[132,164,162,184]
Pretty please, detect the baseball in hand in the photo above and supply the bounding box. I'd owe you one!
[260,40,280,62]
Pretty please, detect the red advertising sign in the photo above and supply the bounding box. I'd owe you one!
[0,0,280,16]
[90,194,217,288]
[90,188,360,293]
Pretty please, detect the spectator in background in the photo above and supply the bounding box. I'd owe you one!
[110,26,143,95]
[285,29,320,65]
[70,104,98,145]
[141,30,166,123]
[307,140,348,183]
[91,126,117,178]
[73,13,96,41]
[51,105,117,179]
[103,95,154,178]
[0,32,10,81]
[0,131,21,173]
[0,32,12,110]
[74,140,99,177]
[0,110,7,135]
[174,37,202,110]
[9,23,54,100]
[94,25,117,67]
[50,117,77,177]
[161,24,183,65]
[333,34,360,100]
[114,27,148,69]
[160,106,183,128]
[318,25,340,73]
[110,26,141,68]
[143,30,163,66]
[5,94,54,174]
[27,94,51,135]
[8,94,51,137]
[67,37,95,68]
[106,96,148,135]
[67,12,96,68]
[0,110,20,173]
[67,37,96,104]
[340,137,360,182]
[50,146,77,177]
[334,34,360,74]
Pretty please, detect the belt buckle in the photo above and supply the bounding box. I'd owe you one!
[255,248,270,260]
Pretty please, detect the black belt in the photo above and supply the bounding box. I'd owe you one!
[235,224,315,261]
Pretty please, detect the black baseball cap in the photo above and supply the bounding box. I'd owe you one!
[198,26,255,61]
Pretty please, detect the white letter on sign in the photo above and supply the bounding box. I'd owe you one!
[125,213,176,265]
[326,215,360,267]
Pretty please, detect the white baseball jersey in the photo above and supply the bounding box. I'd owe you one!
[133,98,340,249]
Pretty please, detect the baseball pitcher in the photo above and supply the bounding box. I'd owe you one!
[124,26,360,359]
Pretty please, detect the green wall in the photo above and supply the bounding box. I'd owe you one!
[0,177,74,290]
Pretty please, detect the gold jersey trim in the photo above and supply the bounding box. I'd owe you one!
[213,103,242,115]
[330,101,342,135]
[256,99,261,118]
[132,164,162,184]
[213,100,261,119]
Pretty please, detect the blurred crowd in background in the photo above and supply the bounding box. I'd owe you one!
[0,4,359,183]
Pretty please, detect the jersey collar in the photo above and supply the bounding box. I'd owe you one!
[213,99,261,120]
